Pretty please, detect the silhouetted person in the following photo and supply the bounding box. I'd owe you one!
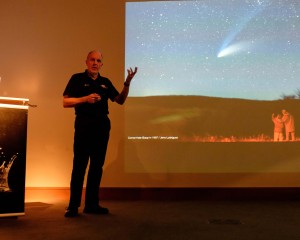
[281,109,295,141]
[63,50,137,217]
[271,113,284,142]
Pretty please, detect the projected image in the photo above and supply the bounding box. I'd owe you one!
[125,0,299,143]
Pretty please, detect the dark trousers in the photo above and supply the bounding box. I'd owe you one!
[68,115,110,209]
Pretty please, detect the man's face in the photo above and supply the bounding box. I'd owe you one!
[86,51,103,75]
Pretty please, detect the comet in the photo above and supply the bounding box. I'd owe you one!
[217,41,252,58]
[217,1,269,58]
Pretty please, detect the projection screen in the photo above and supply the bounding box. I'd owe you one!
[124,0,300,174]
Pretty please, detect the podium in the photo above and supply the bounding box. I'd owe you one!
[0,97,29,217]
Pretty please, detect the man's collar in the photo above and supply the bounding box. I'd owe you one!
[85,69,100,80]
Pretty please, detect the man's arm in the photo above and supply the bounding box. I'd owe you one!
[63,93,101,108]
[114,67,138,105]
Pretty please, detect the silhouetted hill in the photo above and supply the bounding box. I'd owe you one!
[125,96,299,140]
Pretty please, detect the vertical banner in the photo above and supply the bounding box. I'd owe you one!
[0,97,28,217]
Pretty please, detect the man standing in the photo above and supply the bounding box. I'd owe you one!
[281,109,295,141]
[63,50,137,217]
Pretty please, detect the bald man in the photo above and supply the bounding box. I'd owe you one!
[63,50,137,217]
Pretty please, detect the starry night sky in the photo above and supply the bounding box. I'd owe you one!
[125,0,300,100]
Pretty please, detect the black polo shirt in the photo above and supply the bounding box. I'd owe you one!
[63,70,119,117]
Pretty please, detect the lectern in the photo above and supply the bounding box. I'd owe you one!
[0,97,29,217]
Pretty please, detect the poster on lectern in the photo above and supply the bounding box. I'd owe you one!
[0,97,28,217]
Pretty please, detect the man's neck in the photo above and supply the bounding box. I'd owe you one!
[87,71,98,80]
